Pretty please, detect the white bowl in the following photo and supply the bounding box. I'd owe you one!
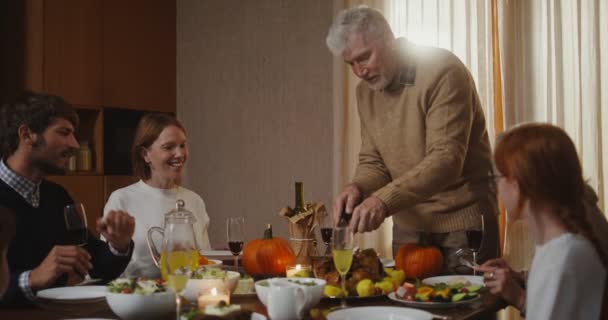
[106,291,175,320]
[183,270,240,302]
[255,277,326,310]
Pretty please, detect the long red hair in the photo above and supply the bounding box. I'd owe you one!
[494,123,606,267]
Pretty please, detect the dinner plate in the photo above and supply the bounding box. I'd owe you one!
[388,291,481,309]
[37,285,107,302]
[200,250,237,257]
[204,259,223,267]
[74,277,103,286]
[381,258,395,268]
[422,275,484,286]
[327,306,433,320]
[322,292,387,301]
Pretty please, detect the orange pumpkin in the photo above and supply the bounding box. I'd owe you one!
[395,234,443,279]
[242,224,295,276]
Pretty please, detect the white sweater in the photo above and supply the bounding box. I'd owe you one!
[104,180,211,278]
[527,232,605,320]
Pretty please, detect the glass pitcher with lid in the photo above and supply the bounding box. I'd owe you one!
[146,199,199,280]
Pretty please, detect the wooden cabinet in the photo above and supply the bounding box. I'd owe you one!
[73,106,104,174]
[102,0,176,111]
[43,0,102,106]
[17,0,176,228]
[33,0,176,112]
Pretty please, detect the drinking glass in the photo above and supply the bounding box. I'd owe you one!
[64,203,88,247]
[226,217,245,271]
[332,226,354,308]
[162,239,195,320]
[64,203,93,284]
[461,214,485,275]
[319,219,333,256]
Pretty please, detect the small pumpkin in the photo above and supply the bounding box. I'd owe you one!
[395,234,443,279]
[242,224,295,276]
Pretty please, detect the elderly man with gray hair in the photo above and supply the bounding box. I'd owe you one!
[328,6,499,272]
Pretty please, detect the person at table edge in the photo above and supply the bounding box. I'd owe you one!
[0,92,135,307]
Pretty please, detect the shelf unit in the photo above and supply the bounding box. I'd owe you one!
[74,106,104,175]
[15,0,176,236]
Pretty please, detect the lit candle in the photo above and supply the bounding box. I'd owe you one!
[198,287,230,309]
[286,264,311,278]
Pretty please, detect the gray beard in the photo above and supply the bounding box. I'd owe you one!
[368,76,390,91]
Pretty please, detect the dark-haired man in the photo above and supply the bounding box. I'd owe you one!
[0,92,134,306]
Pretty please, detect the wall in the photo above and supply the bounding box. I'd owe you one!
[177,0,335,247]
[0,0,25,104]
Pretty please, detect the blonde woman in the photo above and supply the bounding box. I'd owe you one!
[104,113,211,278]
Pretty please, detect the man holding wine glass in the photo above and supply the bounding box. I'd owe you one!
[0,92,135,307]
[326,7,500,273]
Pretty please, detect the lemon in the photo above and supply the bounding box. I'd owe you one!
[374,280,394,294]
[389,269,405,287]
[324,285,344,297]
[321,308,335,317]
[355,279,374,297]
[309,308,321,319]
[383,267,394,275]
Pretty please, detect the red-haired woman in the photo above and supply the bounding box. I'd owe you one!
[476,123,606,319]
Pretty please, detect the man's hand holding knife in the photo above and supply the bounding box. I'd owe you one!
[333,184,389,233]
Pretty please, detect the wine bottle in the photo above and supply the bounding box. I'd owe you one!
[293,181,306,217]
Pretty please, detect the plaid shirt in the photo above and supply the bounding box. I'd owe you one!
[0,159,39,301]
[0,159,40,207]
[0,159,131,301]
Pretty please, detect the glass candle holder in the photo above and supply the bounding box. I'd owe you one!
[285,264,312,278]
[197,287,230,310]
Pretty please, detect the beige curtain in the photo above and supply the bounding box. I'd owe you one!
[499,0,608,208]
[497,1,608,319]
[332,0,497,259]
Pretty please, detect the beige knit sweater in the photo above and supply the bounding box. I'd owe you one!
[351,39,498,238]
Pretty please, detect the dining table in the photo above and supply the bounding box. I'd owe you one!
[0,254,508,319]
[0,288,506,320]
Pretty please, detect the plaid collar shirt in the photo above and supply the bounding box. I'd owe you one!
[0,160,131,301]
[0,158,40,207]
[0,159,40,301]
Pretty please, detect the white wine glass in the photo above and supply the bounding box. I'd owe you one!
[466,214,485,275]
[332,226,354,308]
[454,214,485,275]
[162,236,195,320]
[226,217,245,271]
[64,203,88,247]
